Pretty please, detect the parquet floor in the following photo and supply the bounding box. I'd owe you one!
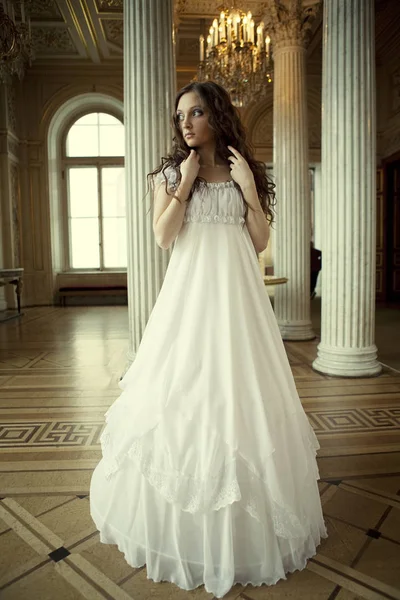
[0,306,399,600]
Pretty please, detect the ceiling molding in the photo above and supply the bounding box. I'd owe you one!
[20,0,398,76]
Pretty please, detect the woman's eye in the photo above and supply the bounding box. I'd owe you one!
[176,109,203,121]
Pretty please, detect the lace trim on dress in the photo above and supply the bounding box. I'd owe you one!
[100,428,242,511]
[99,417,321,539]
[203,180,236,188]
[184,213,245,225]
[155,170,236,191]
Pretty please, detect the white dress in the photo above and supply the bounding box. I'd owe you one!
[89,168,327,598]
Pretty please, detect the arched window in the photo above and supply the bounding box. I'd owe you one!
[63,112,126,270]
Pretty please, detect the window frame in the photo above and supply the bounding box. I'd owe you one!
[61,110,126,272]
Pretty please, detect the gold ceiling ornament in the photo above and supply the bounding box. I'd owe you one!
[195,4,273,108]
[0,0,35,84]
[97,0,123,10]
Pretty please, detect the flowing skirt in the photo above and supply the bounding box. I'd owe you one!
[90,221,327,598]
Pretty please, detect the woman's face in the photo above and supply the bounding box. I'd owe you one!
[176,91,214,148]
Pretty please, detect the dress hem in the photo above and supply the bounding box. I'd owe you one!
[93,506,327,599]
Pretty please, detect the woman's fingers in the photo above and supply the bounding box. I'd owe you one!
[227,145,242,160]
[184,149,198,163]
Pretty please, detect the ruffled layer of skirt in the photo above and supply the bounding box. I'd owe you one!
[90,222,327,597]
[91,450,326,598]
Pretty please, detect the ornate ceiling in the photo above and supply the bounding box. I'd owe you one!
[23,0,123,62]
[22,0,400,69]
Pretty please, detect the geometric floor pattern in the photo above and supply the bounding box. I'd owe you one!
[1,306,400,599]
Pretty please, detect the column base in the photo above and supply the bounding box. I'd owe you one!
[277,319,316,341]
[313,343,382,377]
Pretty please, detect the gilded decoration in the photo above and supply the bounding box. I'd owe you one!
[175,0,188,13]
[102,20,123,48]
[96,0,123,11]
[29,0,62,20]
[178,1,263,15]
[32,27,77,54]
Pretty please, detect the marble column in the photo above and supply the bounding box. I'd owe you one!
[313,0,381,377]
[268,1,317,340]
[124,0,176,363]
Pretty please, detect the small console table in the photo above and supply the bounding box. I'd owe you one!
[0,268,24,318]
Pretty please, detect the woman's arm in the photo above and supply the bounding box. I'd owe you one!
[241,182,270,254]
[153,178,192,250]
[153,151,200,250]
[227,146,270,254]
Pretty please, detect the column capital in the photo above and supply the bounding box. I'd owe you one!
[261,0,321,48]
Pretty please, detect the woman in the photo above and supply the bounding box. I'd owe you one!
[90,81,327,598]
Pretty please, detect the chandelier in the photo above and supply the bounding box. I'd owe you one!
[0,1,34,84]
[196,7,273,108]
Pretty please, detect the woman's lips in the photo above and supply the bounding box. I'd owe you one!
[185,133,195,139]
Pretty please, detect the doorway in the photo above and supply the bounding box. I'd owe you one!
[385,160,400,304]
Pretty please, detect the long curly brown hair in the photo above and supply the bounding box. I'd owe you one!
[148,81,276,224]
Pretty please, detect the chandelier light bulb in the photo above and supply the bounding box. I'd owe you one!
[235,15,240,41]
[199,34,204,62]
[227,17,232,43]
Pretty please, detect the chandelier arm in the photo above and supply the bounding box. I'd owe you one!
[0,2,34,83]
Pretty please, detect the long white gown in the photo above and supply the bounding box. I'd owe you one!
[89,169,327,598]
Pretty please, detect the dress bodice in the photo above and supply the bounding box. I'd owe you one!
[155,167,245,226]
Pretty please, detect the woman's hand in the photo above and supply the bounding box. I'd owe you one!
[180,149,200,185]
[228,146,255,190]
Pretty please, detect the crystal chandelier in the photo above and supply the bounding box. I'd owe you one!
[196,7,273,108]
[0,1,34,84]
